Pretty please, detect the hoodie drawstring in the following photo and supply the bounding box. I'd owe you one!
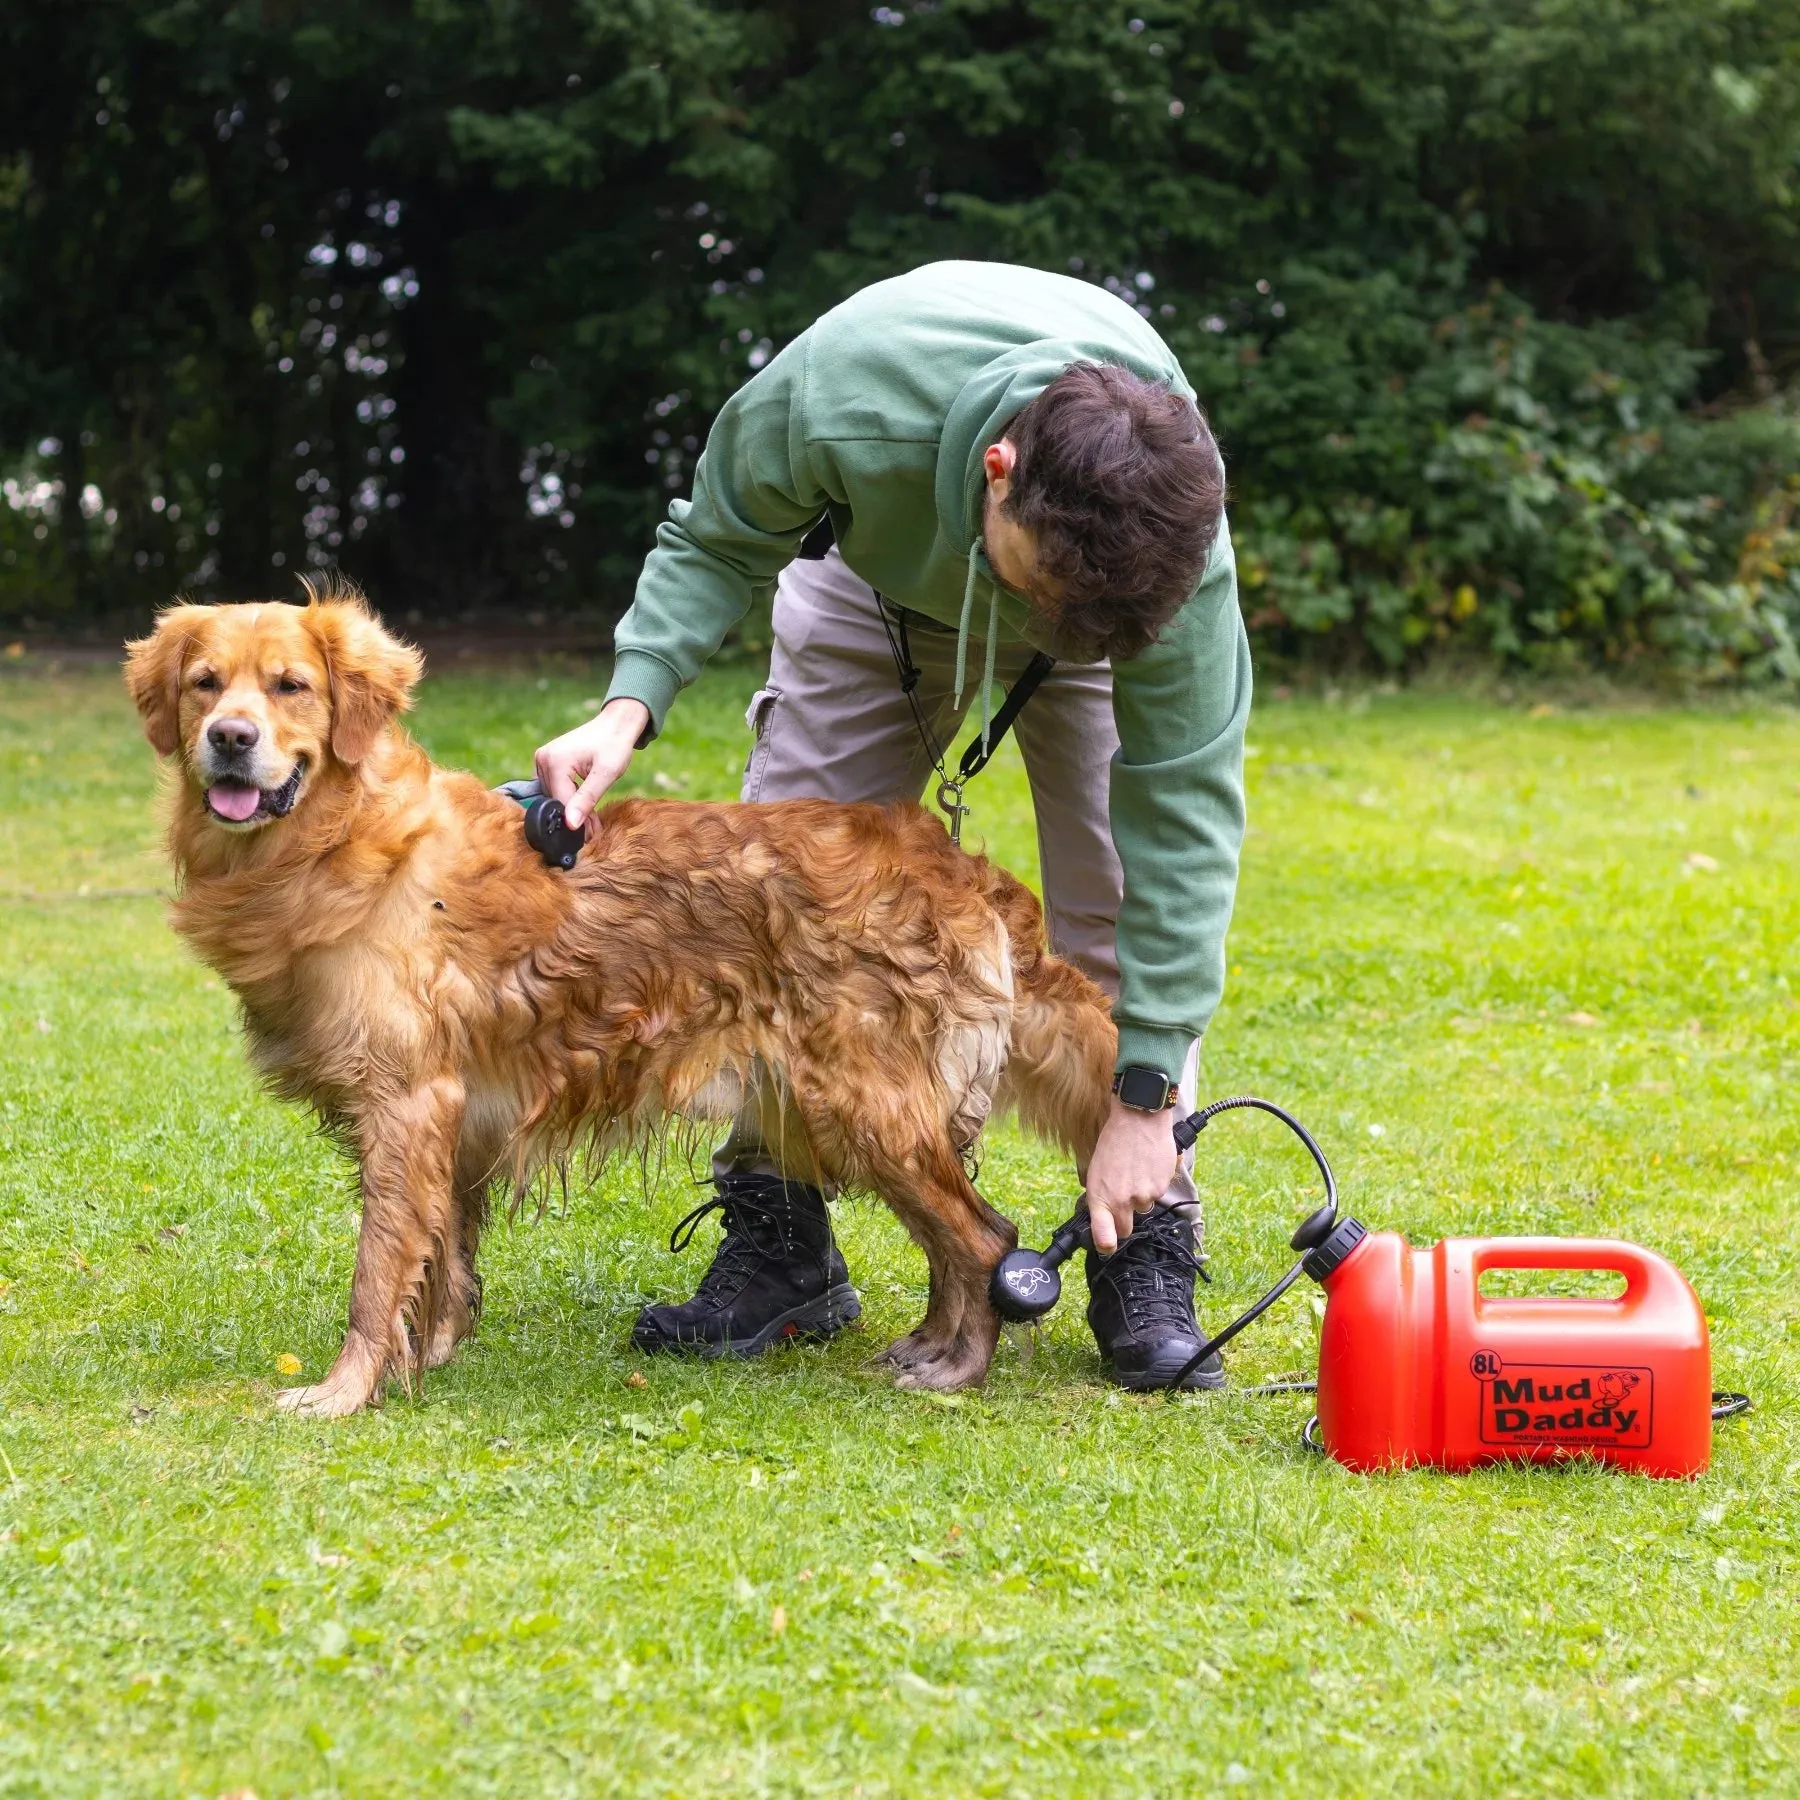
[953,540,1003,754]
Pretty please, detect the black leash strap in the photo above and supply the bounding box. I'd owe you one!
[875,595,1053,846]
[957,650,1056,781]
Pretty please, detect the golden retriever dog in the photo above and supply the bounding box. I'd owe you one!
[124,585,1116,1416]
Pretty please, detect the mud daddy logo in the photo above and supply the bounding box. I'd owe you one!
[1469,1351,1654,1449]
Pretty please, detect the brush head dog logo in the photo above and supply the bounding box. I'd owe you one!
[1003,1266,1056,1301]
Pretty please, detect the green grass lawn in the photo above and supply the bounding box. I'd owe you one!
[2,648,1797,1798]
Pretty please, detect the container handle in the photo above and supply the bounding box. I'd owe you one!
[1470,1237,1662,1304]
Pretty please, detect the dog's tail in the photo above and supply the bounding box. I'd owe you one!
[984,869,1116,1168]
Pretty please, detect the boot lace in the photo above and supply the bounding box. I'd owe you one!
[1095,1214,1201,1333]
[668,1182,801,1303]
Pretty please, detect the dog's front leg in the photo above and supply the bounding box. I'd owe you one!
[277,1076,465,1419]
[420,1158,495,1371]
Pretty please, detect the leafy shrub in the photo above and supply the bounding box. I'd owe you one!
[1187,272,1800,677]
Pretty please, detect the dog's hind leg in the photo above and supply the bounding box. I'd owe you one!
[992,950,1116,1174]
[277,1076,465,1418]
[863,1133,1016,1393]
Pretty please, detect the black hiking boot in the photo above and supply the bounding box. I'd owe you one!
[1085,1206,1226,1391]
[631,1172,861,1358]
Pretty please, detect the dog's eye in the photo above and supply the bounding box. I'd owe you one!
[276,674,308,695]
[193,672,220,692]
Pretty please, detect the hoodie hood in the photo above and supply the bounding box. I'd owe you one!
[931,336,1194,702]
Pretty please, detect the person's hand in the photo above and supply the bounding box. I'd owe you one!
[1084,1096,1178,1254]
[534,697,652,831]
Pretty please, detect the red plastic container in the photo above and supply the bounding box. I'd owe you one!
[1315,1233,1712,1478]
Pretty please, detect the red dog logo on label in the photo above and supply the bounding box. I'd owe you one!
[1470,1355,1653,1449]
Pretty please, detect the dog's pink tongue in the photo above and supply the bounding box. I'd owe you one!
[207,781,262,822]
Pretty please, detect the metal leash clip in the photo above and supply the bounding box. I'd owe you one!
[935,776,969,846]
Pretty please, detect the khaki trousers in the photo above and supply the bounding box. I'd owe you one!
[719,547,1200,1236]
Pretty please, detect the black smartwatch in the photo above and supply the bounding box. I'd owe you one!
[1112,1065,1176,1112]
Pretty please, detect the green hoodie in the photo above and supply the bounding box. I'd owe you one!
[605,260,1249,1082]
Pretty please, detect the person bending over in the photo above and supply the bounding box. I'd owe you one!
[536,259,1249,1390]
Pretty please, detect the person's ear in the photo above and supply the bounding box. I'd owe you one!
[983,438,1018,491]
[306,588,424,765]
[123,604,217,757]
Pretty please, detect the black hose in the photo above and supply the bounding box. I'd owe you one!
[1165,1098,1340,1391]
[1176,1095,1337,1213]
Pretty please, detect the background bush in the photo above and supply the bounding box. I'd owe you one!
[1,0,1796,678]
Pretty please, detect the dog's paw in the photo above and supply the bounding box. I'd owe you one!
[872,1331,931,1371]
[892,1354,987,1393]
[273,1377,378,1419]
[885,1335,991,1392]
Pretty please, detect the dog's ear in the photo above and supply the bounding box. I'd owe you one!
[123,604,216,757]
[308,594,424,766]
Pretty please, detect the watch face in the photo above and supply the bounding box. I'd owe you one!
[1117,1066,1171,1111]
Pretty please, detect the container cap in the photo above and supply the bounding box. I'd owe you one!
[1302,1216,1366,1284]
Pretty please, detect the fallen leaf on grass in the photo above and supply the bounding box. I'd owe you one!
[896,1669,953,1700]
[68,1249,91,1274]
[158,1224,187,1242]
[1529,703,1555,718]
[1685,851,1720,872]
[273,1353,303,1377]
[130,1404,155,1423]
[1565,1011,1601,1027]
[3,642,24,659]
[770,1604,787,1635]
[625,1371,647,1390]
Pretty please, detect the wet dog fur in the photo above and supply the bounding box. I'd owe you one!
[124,584,1118,1415]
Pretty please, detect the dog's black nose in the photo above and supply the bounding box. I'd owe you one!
[208,717,259,754]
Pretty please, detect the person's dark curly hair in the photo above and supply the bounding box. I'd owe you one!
[998,361,1225,660]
